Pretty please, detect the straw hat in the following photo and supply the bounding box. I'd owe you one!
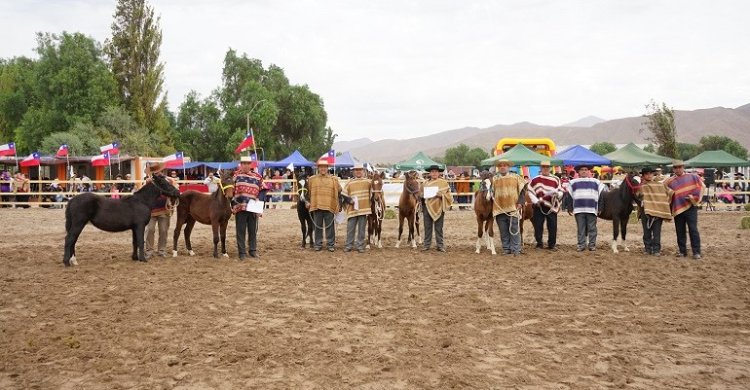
[316,158,330,166]
[495,159,513,167]
[352,162,364,170]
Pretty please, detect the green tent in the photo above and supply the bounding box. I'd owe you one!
[603,143,672,167]
[393,152,445,171]
[481,144,562,166]
[685,150,750,167]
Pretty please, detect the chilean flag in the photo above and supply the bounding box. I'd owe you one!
[321,149,335,164]
[100,141,120,155]
[234,131,254,153]
[56,144,69,158]
[91,152,110,167]
[0,142,16,156]
[20,151,41,167]
[163,151,184,168]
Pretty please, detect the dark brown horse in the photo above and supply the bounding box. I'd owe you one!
[396,170,421,248]
[63,174,181,266]
[474,171,496,254]
[518,191,535,245]
[598,173,641,253]
[367,172,386,249]
[172,171,235,258]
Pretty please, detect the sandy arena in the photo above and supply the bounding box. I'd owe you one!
[1,207,749,389]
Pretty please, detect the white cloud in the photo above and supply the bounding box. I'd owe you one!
[2,0,749,141]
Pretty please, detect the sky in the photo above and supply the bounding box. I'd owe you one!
[1,0,749,141]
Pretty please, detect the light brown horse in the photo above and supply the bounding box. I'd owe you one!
[474,171,496,254]
[396,170,421,248]
[172,171,235,258]
[367,172,386,249]
[518,191,534,245]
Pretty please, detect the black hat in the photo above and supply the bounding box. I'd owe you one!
[427,164,444,172]
[575,164,593,172]
[735,172,745,177]
[640,167,656,175]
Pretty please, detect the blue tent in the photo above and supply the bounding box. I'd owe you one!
[554,145,611,166]
[334,151,360,168]
[264,150,314,168]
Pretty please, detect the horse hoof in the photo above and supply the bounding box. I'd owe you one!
[491,251,497,256]
[366,244,371,249]
[188,250,196,256]
[475,249,480,254]
[377,243,383,249]
[172,250,178,258]
[623,247,630,252]
[222,253,229,258]
[69,256,78,266]
[395,242,400,248]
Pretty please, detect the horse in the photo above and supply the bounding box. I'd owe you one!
[473,171,496,254]
[296,173,314,248]
[172,171,234,258]
[63,174,181,267]
[367,172,386,249]
[395,170,421,248]
[517,191,535,245]
[597,173,641,253]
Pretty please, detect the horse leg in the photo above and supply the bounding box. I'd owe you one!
[299,216,308,248]
[135,225,147,261]
[486,218,497,255]
[611,218,620,253]
[408,214,417,248]
[210,221,221,258]
[377,223,383,248]
[172,215,184,257]
[620,218,630,252]
[306,216,314,247]
[63,223,85,267]
[220,220,229,257]
[366,217,372,250]
[184,218,197,256]
[475,217,483,254]
[396,215,403,248]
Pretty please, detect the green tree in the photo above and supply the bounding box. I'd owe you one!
[174,91,230,161]
[14,32,119,152]
[105,0,170,141]
[443,144,489,166]
[589,142,616,156]
[698,135,748,159]
[643,143,655,153]
[0,57,36,142]
[676,142,701,160]
[642,100,677,158]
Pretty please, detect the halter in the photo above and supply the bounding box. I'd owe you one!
[220,183,234,196]
[624,175,641,195]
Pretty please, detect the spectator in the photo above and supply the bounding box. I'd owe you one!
[1,170,11,207]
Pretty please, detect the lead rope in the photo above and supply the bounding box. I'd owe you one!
[539,195,561,216]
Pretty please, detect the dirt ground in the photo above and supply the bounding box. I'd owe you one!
[1,207,749,389]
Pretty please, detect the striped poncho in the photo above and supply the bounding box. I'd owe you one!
[232,168,263,213]
[530,174,563,211]
[664,173,703,216]
[492,173,526,216]
[569,177,606,215]
[309,174,340,213]
[639,179,674,220]
[423,178,452,220]
[343,177,372,218]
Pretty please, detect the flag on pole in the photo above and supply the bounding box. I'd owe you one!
[100,141,120,155]
[234,131,255,153]
[320,149,335,164]
[56,144,69,157]
[20,151,41,167]
[286,162,294,172]
[162,151,184,168]
[0,142,16,156]
[91,152,111,167]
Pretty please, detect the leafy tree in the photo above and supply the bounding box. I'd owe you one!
[443,144,489,166]
[698,135,748,159]
[676,142,701,161]
[105,0,170,141]
[174,91,230,161]
[642,100,677,158]
[589,142,616,156]
[643,144,655,153]
[14,32,119,152]
[0,57,36,142]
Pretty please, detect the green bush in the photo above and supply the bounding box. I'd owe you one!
[744,203,750,212]
[740,216,750,229]
[384,209,397,220]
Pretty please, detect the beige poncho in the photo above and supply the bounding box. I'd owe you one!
[309,174,340,213]
[423,178,452,220]
[343,178,372,218]
[492,173,526,216]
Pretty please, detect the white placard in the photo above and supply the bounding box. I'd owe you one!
[423,186,439,198]
[351,195,358,210]
[335,211,347,224]
[246,198,264,214]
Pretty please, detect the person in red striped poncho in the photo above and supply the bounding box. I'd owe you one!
[529,161,563,250]
[664,160,703,259]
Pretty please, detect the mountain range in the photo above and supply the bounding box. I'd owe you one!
[333,103,750,164]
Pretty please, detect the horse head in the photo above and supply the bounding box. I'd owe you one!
[371,172,385,204]
[151,174,181,200]
[218,171,235,199]
[622,173,642,200]
[297,173,310,203]
[404,170,421,195]
[479,171,493,201]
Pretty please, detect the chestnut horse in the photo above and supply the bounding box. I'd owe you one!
[172,171,235,258]
[518,191,534,245]
[474,171,496,254]
[367,172,386,249]
[395,170,421,248]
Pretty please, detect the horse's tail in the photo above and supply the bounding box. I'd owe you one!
[65,203,72,233]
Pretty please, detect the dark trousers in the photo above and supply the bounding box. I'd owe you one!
[641,216,663,254]
[423,209,445,249]
[236,211,259,256]
[574,213,597,250]
[495,214,521,254]
[532,206,558,248]
[674,206,701,255]
[312,210,335,249]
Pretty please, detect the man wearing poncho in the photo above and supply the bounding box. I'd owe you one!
[664,160,703,259]
[422,165,452,252]
[492,159,526,256]
[307,159,341,252]
[638,167,673,257]
[342,163,372,253]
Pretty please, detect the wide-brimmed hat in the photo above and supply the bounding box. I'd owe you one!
[672,160,685,167]
[316,158,330,166]
[640,167,656,175]
[540,161,551,167]
[426,164,444,172]
[495,159,513,167]
[352,162,364,170]
[240,155,254,163]
[575,164,593,171]
[145,161,165,175]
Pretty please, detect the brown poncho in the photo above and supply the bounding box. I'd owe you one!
[343,178,372,218]
[423,178,452,220]
[309,174,340,213]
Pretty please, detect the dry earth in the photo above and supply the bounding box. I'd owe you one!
[1,207,749,389]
